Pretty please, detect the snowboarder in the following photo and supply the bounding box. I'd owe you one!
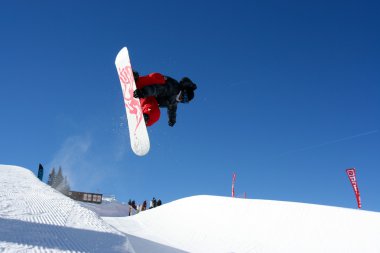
[133,71,197,127]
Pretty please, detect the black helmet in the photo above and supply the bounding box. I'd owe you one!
[180,77,197,90]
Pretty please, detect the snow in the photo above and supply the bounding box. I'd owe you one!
[0,165,133,253]
[79,198,130,217]
[1,165,380,253]
[104,195,380,253]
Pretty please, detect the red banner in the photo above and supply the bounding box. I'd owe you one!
[232,173,236,197]
[346,168,362,209]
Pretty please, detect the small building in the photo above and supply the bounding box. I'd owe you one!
[67,191,102,204]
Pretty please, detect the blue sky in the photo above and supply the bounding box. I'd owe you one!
[1,1,379,211]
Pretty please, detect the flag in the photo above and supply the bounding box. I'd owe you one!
[346,168,362,209]
[37,163,44,181]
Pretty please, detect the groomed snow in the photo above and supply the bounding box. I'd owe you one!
[1,164,380,253]
[0,165,133,253]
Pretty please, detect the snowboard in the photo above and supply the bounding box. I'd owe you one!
[115,47,150,156]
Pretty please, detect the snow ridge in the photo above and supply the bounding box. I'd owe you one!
[104,195,380,253]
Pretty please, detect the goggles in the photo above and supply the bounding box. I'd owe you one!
[176,90,189,103]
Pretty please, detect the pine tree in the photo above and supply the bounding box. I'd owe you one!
[62,176,71,195]
[54,167,64,190]
[47,168,56,186]
[48,166,71,195]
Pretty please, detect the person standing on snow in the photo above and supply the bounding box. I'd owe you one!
[133,71,197,127]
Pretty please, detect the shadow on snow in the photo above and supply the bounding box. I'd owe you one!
[0,217,130,252]
[123,234,188,253]
[0,217,188,253]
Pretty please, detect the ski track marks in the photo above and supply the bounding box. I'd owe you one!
[0,165,132,253]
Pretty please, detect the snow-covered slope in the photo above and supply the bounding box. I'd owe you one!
[104,195,380,253]
[79,198,130,217]
[0,165,133,253]
[2,164,380,253]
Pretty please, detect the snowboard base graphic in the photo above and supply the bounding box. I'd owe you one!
[115,47,150,156]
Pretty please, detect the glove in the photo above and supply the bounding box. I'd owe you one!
[143,114,149,124]
[132,70,139,81]
[133,89,144,98]
[168,120,176,127]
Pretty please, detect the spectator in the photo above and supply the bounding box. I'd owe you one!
[149,199,154,209]
[152,197,157,208]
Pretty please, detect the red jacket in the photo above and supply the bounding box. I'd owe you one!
[135,73,166,126]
